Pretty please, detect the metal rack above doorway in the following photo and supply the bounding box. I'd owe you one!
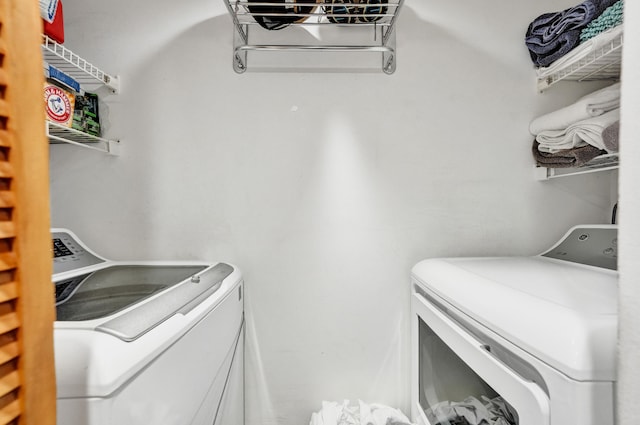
[222,0,404,74]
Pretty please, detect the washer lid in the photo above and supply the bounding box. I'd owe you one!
[412,256,618,382]
[55,265,208,322]
[55,263,236,341]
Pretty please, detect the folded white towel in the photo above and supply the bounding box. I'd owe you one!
[529,82,621,135]
[536,108,620,153]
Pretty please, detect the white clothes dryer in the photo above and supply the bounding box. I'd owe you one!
[411,225,618,425]
[52,229,244,425]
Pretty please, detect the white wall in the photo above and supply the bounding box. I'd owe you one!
[50,0,616,424]
[618,1,640,423]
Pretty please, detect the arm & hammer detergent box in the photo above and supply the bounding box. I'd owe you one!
[44,82,75,127]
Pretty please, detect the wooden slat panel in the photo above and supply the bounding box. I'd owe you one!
[5,0,57,424]
[0,254,16,273]
[0,342,18,366]
[0,2,19,421]
[0,101,8,120]
[0,192,14,209]
[0,163,12,179]
[0,283,16,304]
[0,371,19,399]
[0,399,20,424]
[0,131,11,149]
[0,313,18,335]
[0,223,14,239]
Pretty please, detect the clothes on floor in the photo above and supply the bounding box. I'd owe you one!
[424,395,517,425]
[309,400,414,425]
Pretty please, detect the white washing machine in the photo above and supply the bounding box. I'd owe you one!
[52,229,244,425]
[411,225,618,425]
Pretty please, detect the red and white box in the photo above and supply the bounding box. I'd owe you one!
[41,0,65,43]
[44,82,75,127]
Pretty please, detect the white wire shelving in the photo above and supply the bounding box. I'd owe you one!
[533,28,622,180]
[223,0,404,74]
[536,30,623,92]
[41,36,120,154]
[42,36,120,93]
[534,153,618,180]
[47,122,119,155]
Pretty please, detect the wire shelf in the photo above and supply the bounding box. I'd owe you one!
[42,37,120,154]
[537,30,623,91]
[47,122,119,155]
[535,153,619,180]
[533,28,622,180]
[41,35,120,93]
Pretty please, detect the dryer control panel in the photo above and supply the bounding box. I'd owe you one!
[52,230,105,275]
[542,226,617,270]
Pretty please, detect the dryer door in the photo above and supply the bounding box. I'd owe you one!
[411,291,550,425]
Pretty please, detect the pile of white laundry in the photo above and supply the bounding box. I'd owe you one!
[309,400,414,425]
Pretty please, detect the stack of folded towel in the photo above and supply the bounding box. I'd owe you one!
[525,0,621,67]
[530,82,620,168]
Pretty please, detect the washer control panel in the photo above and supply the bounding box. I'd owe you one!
[542,226,617,270]
[52,230,105,275]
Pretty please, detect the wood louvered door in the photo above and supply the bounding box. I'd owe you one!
[0,0,57,424]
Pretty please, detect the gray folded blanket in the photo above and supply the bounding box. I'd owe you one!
[525,0,618,67]
[602,120,619,152]
[533,140,606,168]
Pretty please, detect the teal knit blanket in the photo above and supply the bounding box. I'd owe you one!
[580,0,624,42]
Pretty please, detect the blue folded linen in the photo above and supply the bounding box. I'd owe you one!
[526,30,581,68]
[525,0,618,67]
